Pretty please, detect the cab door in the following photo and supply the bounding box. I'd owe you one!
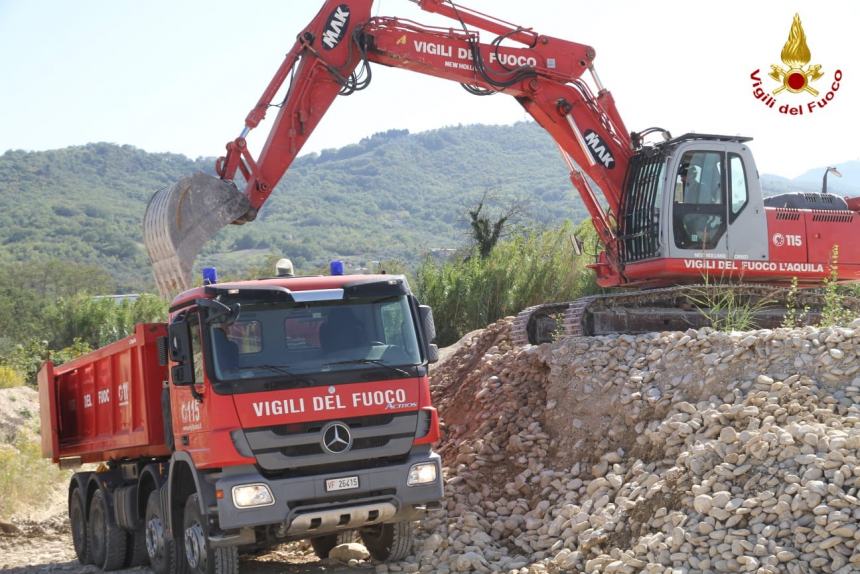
[723,145,768,262]
[667,142,768,263]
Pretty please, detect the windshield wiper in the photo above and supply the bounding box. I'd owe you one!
[241,364,316,388]
[323,359,412,377]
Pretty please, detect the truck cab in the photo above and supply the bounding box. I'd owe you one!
[165,274,443,559]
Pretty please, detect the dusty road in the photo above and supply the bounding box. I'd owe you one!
[0,521,370,574]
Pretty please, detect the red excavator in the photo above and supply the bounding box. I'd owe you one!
[144,1,860,344]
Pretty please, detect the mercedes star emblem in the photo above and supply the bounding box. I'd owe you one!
[321,421,353,454]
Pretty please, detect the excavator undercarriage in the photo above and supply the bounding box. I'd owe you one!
[512,284,860,346]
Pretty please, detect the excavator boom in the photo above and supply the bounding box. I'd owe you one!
[143,0,631,296]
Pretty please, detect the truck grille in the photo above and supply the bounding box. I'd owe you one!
[244,413,418,471]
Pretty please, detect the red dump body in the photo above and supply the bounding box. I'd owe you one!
[38,323,171,464]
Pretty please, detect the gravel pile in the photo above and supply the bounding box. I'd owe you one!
[391,319,860,574]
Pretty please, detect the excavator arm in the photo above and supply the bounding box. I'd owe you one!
[144,0,634,296]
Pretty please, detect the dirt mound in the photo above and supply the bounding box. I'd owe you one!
[411,321,860,573]
[0,386,70,524]
[0,386,40,444]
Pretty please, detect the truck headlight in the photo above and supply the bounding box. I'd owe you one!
[407,462,438,486]
[232,484,274,508]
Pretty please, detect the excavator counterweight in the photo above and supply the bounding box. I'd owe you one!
[143,173,250,296]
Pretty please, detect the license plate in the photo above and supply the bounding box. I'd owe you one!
[326,476,359,492]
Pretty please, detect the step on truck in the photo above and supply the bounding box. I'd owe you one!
[39,271,444,573]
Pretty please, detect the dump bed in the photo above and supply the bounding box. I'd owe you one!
[38,323,171,464]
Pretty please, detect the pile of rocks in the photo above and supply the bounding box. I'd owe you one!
[392,319,860,573]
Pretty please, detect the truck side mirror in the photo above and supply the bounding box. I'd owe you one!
[168,317,191,363]
[168,318,194,386]
[418,305,436,343]
[426,343,439,364]
[171,363,194,386]
[418,305,439,364]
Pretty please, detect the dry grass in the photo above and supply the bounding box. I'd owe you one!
[0,366,24,389]
[0,387,70,520]
[0,436,69,520]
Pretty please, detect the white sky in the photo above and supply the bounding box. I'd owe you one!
[0,1,857,178]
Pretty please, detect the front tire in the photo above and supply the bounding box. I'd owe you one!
[145,489,177,574]
[69,489,90,565]
[360,521,414,562]
[87,488,128,571]
[181,493,238,574]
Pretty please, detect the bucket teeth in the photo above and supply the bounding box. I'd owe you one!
[143,173,250,298]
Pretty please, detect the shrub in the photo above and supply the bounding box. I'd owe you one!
[688,282,774,332]
[0,436,69,519]
[0,365,24,388]
[416,221,599,346]
[47,293,167,349]
[781,276,809,328]
[820,245,852,327]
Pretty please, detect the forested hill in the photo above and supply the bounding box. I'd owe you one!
[2,122,858,292]
[0,123,581,291]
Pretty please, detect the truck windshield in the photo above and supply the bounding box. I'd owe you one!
[207,295,422,382]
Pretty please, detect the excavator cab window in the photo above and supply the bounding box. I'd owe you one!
[728,153,749,221]
[672,151,726,250]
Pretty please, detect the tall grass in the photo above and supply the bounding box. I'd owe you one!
[781,276,809,328]
[0,435,69,519]
[0,365,24,389]
[687,282,774,332]
[416,222,599,346]
[820,245,853,327]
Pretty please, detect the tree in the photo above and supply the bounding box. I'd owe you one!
[468,192,521,259]
[46,293,167,349]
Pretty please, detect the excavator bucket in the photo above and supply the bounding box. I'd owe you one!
[143,173,250,298]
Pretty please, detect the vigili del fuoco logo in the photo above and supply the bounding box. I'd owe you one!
[750,13,842,116]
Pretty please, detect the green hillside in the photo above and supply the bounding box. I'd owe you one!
[0,123,583,291]
[2,122,854,293]
[0,144,205,290]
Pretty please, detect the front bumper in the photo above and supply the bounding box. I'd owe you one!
[214,452,443,535]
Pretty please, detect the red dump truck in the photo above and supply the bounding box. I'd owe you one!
[39,272,443,574]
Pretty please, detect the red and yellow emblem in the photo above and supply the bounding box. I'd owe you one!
[769,14,823,96]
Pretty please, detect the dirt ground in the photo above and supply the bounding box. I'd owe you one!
[0,524,369,573]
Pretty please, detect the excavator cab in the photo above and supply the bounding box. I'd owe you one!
[666,135,768,264]
[619,134,768,273]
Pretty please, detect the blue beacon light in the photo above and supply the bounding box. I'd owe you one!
[330,260,344,276]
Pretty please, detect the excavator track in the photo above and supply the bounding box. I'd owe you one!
[513,284,860,345]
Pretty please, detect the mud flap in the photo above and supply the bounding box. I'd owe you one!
[143,173,250,297]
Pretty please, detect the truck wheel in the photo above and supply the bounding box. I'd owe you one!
[69,489,90,564]
[310,530,358,559]
[360,521,414,562]
[88,488,128,571]
[125,522,149,567]
[145,489,177,574]
[182,493,238,574]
